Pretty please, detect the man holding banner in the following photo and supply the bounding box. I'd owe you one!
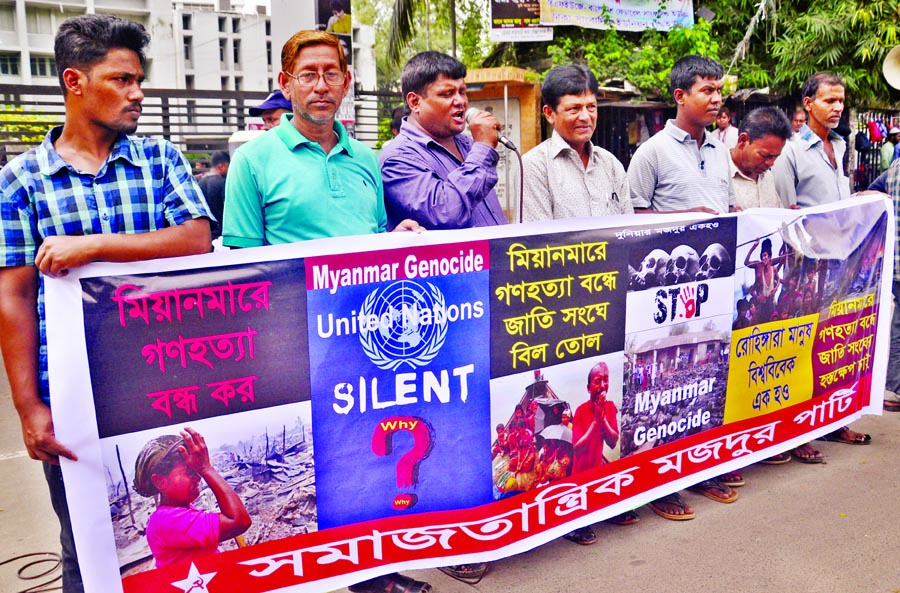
[772,72,872,446]
[222,29,432,593]
[627,54,738,519]
[0,14,212,592]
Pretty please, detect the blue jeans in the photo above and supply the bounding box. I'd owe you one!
[887,281,900,394]
[43,462,84,593]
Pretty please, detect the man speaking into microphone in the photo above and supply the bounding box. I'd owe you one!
[380,51,507,230]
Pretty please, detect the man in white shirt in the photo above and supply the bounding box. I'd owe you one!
[522,64,633,222]
[772,72,851,207]
[729,106,792,210]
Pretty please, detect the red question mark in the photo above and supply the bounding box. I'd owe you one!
[371,416,433,510]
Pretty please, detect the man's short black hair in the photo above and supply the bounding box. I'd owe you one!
[54,14,150,94]
[739,107,792,143]
[401,51,467,98]
[801,72,845,101]
[541,65,599,111]
[210,150,230,168]
[669,55,723,96]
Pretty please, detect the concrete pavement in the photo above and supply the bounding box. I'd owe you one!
[3,366,900,593]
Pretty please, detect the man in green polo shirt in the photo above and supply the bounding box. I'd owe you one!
[222,30,418,247]
[220,29,427,593]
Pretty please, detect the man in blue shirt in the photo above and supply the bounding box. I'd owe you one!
[0,15,211,592]
[380,51,507,230]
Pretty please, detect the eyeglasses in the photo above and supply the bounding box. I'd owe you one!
[283,69,345,87]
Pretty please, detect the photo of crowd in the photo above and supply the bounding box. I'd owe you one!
[621,318,731,457]
[734,209,887,328]
[490,356,625,499]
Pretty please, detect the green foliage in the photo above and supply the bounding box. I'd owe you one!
[543,19,720,100]
[0,105,59,143]
[708,0,900,106]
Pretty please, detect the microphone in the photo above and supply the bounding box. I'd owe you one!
[465,107,518,151]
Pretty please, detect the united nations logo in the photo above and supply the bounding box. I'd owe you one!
[358,280,448,370]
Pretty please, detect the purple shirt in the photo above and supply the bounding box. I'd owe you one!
[380,118,506,229]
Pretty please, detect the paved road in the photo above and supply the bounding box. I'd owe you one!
[3,365,899,593]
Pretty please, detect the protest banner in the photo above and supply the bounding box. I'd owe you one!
[538,0,694,31]
[46,196,892,593]
[489,0,553,42]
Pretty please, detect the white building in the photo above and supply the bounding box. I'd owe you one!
[0,0,278,91]
[0,1,377,147]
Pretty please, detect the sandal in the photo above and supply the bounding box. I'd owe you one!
[760,451,792,465]
[648,492,695,521]
[605,510,640,525]
[819,426,872,445]
[687,478,739,503]
[438,563,489,585]
[885,400,900,412]
[717,471,745,487]
[790,443,824,464]
[348,572,433,593]
[563,526,597,545]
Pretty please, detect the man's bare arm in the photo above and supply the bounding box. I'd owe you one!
[0,266,76,464]
[35,218,211,277]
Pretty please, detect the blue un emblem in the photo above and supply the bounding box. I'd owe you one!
[358,280,448,371]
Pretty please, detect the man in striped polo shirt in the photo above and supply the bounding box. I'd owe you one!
[626,55,738,521]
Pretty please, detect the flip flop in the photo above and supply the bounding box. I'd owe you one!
[605,510,640,525]
[563,526,597,545]
[687,479,739,503]
[648,493,695,521]
[438,563,489,585]
[790,444,824,464]
[819,426,872,445]
[760,451,792,465]
[348,573,433,593]
[717,471,745,487]
[885,400,900,412]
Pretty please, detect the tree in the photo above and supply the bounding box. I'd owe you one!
[484,0,900,106]
[708,0,900,106]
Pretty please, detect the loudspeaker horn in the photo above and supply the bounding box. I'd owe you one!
[884,45,900,90]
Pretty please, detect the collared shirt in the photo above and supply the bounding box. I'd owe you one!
[715,125,739,150]
[223,113,386,247]
[522,130,633,221]
[772,123,851,207]
[380,118,506,230]
[885,160,900,281]
[729,155,785,209]
[627,120,735,213]
[0,127,210,405]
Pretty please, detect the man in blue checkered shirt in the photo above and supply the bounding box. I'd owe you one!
[0,15,211,592]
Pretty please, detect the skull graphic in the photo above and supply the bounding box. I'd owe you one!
[631,249,670,289]
[696,243,733,280]
[665,244,699,285]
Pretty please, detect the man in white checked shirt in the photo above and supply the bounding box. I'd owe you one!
[522,64,633,222]
[0,15,211,592]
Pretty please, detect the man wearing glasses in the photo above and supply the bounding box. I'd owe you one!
[222,30,418,246]
[220,29,427,593]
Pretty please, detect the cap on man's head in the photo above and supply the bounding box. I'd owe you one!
[890,126,900,135]
[249,89,292,116]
